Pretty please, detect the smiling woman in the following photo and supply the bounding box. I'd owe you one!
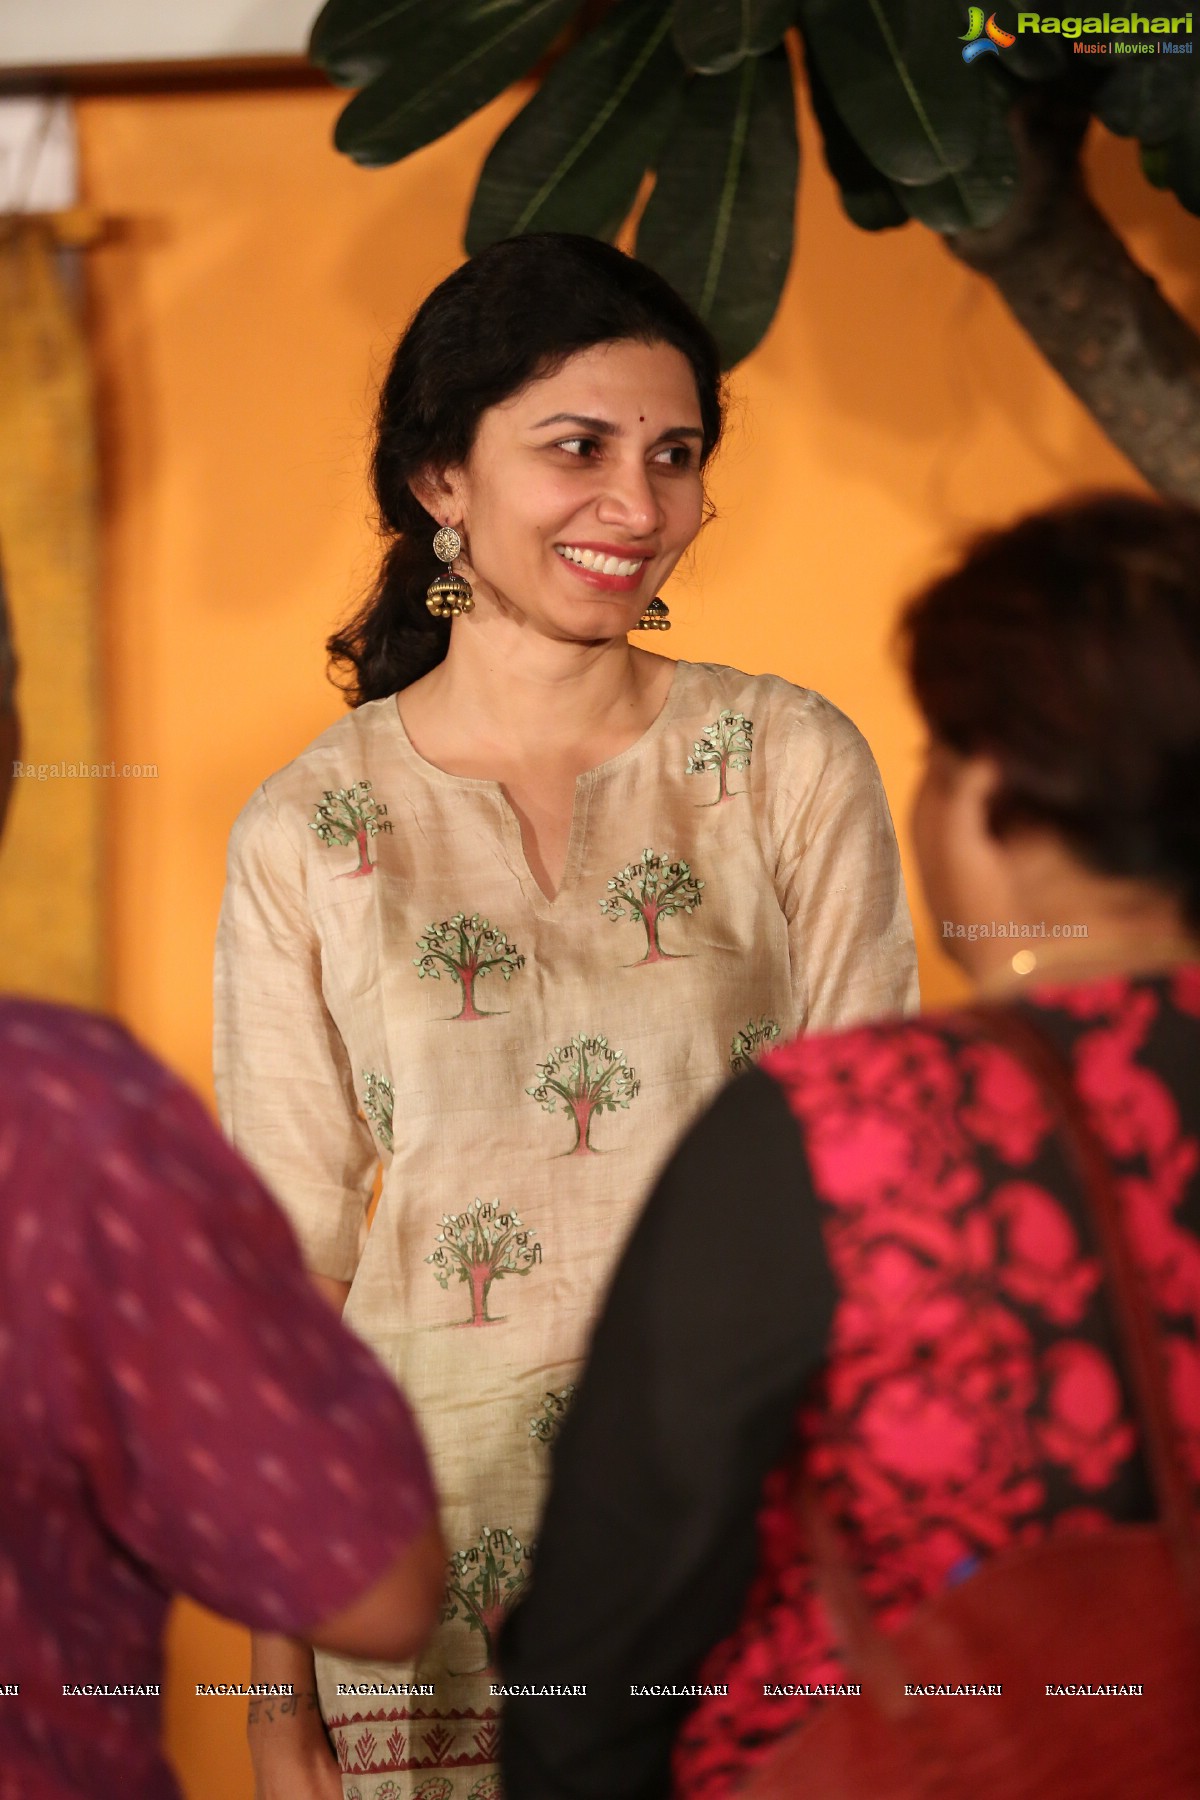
[213,233,918,1800]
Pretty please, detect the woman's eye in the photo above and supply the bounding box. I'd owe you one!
[654,443,696,469]
[555,437,600,458]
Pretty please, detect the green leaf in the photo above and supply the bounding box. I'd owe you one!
[804,42,908,229]
[466,0,685,250]
[327,0,584,168]
[990,4,1073,83]
[636,48,799,366]
[310,0,441,88]
[1140,81,1200,216]
[895,60,1018,230]
[798,0,981,184]
[671,0,797,75]
[1094,57,1197,145]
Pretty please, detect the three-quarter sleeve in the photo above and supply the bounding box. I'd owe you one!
[498,1069,836,1800]
[214,786,377,1281]
[774,704,918,1032]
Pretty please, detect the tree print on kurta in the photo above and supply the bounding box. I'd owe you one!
[600,849,704,963]
[730,1017,782,1073]
[529,1384,577,1445]
[527,1034,639,1156]
[426,1197,542,1326]
[442,1526,534,1674]
[360,1070,395,1151]
[413,912,525,1020]
[309,780,392,876]
[686,710,754,804]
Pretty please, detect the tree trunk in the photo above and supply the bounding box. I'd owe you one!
[479,1603,506,1667]
[640,902,664,963]
[948,95,1200,504]
[456,965,482,1020]
[469,1263,490,1324]
[569,1100,595,1154]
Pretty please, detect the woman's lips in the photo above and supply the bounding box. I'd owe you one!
[554,542,651,593]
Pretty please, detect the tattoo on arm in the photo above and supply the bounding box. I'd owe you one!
[248,1690,321,1728]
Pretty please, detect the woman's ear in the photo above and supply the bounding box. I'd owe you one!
[409,464,463,524]
[959,753,1005,843]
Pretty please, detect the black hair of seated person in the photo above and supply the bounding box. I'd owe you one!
[326,233,725,704]
[900,491,1200,931]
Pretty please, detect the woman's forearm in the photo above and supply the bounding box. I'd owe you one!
[247,1632,343,1800]
[247,1631,324,1735]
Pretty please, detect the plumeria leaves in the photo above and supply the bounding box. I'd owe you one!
[1095,57,1197,144]
[1140,74,1200,217]
[467,0,686,249]
[312,0,584,166]
[805,50,908,231]
[671,0,796,75]
[796,0,982,187]
[308,0,444,89]
[637,46,799,368]
[311,0,1200,371]
[890,60,1019,233]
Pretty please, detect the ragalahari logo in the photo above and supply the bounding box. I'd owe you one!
[961,7,1018,56]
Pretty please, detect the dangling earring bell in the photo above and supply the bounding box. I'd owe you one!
[633,597,670,632]
[425,526,474,618]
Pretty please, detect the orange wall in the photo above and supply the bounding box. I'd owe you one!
[74,75,1200,1800]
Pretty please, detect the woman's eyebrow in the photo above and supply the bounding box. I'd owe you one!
[532,412,704,439]
[532,412,618,433]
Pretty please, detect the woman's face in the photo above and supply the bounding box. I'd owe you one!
[440,337,706,642]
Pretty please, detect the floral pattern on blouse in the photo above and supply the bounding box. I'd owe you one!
[674,975,1200,1797]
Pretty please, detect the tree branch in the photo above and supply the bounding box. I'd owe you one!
[948,92,1200,503]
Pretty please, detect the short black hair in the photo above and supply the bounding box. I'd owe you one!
[902,492,1200,929]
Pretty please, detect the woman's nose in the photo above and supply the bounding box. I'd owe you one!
[596,457,660,533]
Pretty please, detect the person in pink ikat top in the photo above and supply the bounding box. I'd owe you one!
[0,563,444,1800]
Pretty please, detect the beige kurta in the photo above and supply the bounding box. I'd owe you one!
[213,659,917,1800]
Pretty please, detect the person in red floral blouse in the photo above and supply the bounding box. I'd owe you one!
[497,493,1200,1799]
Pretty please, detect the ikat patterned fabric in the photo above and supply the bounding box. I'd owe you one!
[0,1000,435,1800]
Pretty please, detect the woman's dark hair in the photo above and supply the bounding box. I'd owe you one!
[328,233,725,702]
[900,492,1200,929]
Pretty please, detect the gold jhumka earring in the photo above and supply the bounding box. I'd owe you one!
[633,597,670,632]
[425,526,474,618]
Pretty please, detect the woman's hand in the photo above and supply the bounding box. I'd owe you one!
[249,1686,343,1800]
[249,1710,344,1800]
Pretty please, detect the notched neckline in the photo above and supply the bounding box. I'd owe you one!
[383,661,690,912]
